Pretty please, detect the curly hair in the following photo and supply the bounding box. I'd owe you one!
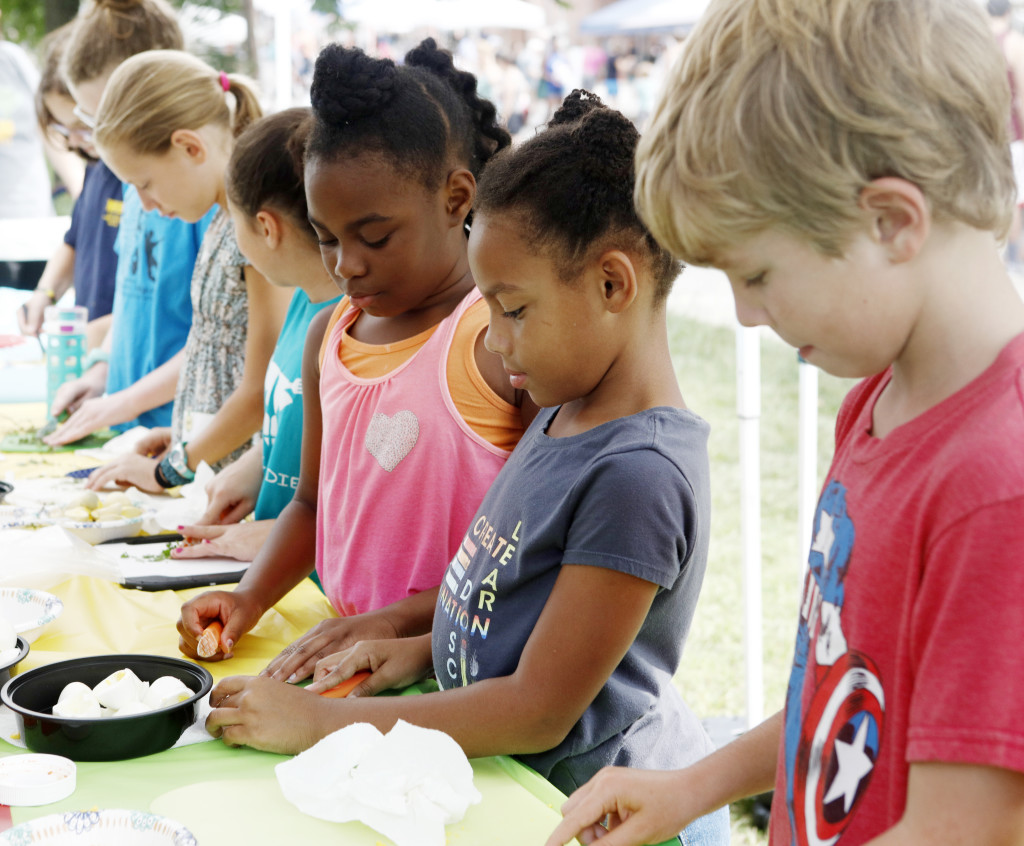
[306,38,510,192]
[475,90,680,301]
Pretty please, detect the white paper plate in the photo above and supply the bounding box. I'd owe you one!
[0,809,197,845]
[45,514,145,545]
[0,588,63,643]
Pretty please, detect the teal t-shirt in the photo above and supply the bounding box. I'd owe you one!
[107,187,216,430]
[253,288,341,520]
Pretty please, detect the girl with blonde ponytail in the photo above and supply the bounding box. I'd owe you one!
[45,0,201,444]
[78,50,293,493]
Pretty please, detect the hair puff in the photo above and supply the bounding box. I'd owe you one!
[310,44,398,127]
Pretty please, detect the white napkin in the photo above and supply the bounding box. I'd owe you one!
[276,719,481,846]
[0,527,123,588]
[73,426,152,462]
[150,462,215,531]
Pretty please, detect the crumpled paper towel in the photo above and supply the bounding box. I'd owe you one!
[150,462,215,531]
[275,719,482,846]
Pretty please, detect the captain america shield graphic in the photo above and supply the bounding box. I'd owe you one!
[793,651,884,846]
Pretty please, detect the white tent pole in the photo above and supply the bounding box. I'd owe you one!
[737,325,763,728]
[797,356,818,578]
[274,0,293,111]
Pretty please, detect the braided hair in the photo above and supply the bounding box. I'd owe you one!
[307,38,510,192]
[475,90,680,301]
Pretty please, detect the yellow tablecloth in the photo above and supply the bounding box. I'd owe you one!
[0,410,573,843]
[2,577,570,843]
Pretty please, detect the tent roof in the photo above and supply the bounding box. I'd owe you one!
[580,0,710,35]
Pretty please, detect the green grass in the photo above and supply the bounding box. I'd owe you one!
[665,315,855,842]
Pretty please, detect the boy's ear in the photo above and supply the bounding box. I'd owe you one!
[858,177,929,263]
[254,209,283,249]
[444,168,476,226]
[169,128,207,163]
[594,249,638,313]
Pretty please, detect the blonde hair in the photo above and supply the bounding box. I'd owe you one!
[636,0,1016,264]
[94,50,263,156]
[62,0,182,89]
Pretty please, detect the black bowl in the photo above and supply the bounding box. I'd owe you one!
[0,636,29,685]
[1,654,213,761]
[0,480,12,504]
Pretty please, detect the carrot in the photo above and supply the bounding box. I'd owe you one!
[319,670,372,698]
[197,620,224,659]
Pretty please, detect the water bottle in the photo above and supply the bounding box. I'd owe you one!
[43,305,88,419]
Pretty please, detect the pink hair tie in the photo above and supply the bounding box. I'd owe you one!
[219,71,230,93]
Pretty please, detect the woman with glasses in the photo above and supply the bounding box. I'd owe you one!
[17,23,121,350]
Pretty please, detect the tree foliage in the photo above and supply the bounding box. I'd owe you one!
[0,0,246,48]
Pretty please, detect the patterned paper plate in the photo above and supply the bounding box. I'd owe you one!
[0,809,197,845]
[0,588,63,643]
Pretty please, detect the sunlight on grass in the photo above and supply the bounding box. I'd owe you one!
[666,315,855,843]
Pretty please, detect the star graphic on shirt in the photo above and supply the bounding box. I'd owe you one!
[810,510,835,562]
[824,715,874,813]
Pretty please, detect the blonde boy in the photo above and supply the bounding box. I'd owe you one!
[547,1,1024,845]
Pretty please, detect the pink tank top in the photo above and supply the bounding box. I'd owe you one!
[316,288,511,617]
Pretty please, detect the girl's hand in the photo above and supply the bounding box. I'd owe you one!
[207,675,330,754]
[134,428,171,458]
[18,291,49,336]
[261,614,403,684]
[544,767,696,846]
[84,454,161,492]
[45,391,119,445]
[306,635,434,697]
[196,455,261,525]
[177,589,264,661]
[172,522,271,562]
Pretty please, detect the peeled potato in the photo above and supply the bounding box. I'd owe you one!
[69,491,101,510]
[119,505,144,519]
[62,506,93,523]
[90,505,125,522]
[0,617,16,651]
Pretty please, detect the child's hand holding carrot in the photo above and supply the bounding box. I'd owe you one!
[304,635,434,698]
[177,589,265,661]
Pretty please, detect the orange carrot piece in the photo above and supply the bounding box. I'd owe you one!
[197,620,223,659]
[319,670,372,698]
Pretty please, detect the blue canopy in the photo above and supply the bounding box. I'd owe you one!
[580,0,710,35]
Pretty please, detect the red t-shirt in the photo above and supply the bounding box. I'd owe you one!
[770,332,1024,845]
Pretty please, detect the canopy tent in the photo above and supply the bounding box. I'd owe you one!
[337,0,546,33]
[580,0,711,35]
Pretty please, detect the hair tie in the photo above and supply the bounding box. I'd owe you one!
[219,71,230,93]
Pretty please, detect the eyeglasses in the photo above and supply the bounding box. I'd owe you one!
[72,104,96,129]
[48,122,94,151]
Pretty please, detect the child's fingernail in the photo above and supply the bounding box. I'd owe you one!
[177,525,184,530]
[173,546,183,554]
[202,538,210,544]
[287,674,297,684]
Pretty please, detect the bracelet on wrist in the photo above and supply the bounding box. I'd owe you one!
[155,454,192,489]
[83,349,110,371]
[36,288,57,303]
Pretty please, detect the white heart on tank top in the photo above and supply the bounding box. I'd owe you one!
[365,410,420,472]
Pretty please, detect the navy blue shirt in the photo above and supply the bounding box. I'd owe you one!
[63,160,122,321]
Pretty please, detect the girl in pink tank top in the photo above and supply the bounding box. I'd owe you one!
[177,39,535,681]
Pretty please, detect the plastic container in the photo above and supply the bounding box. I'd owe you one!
[43,305,88,419]
[0,754,76,806]
[1,654,212,762]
